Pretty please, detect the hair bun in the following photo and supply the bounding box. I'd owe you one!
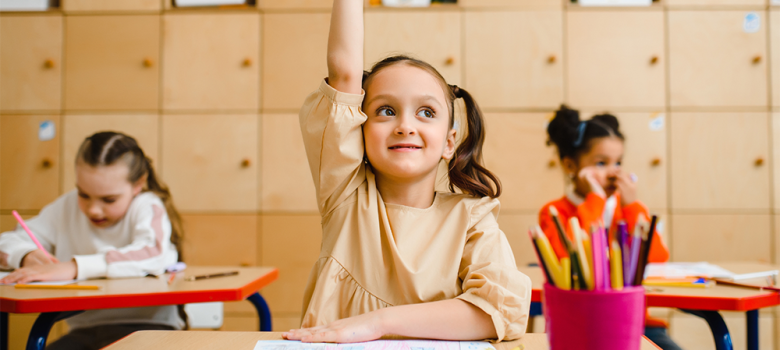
[591,113,620,131]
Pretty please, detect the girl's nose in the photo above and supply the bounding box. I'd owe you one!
[394,114,416,136]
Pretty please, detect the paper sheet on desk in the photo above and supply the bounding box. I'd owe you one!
[644,262,735,279]
[0,272,78,286]
[253,340,496,350]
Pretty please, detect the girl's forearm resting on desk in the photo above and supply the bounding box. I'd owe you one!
[283,298,496,343]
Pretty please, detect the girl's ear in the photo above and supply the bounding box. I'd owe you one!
[561,157,578,178]
[441,128,458,160]
[132,174,147,196]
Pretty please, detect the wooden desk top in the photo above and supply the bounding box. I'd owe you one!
[520,262,780,311]
[0,266,278,314]
[104,332,662,350]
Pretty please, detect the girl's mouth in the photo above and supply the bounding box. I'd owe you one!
[388,144,422,151]
[90,218,108,225]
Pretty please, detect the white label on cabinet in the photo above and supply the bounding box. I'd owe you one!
[744,12,761,33]
[773,0,780,5]
[38,120,55,141]
[649,114,665,131]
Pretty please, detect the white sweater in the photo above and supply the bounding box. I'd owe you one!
[0,190,183,330]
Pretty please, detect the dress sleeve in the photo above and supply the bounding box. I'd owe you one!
[456,199,532,341]
[300,80,368,217]
[74,199,177,280]
[621,201,669,263]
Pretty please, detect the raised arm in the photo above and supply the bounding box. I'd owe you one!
[328,0,363,94]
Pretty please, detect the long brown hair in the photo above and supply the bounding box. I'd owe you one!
[363,55,501,198]
[76,131,183,253]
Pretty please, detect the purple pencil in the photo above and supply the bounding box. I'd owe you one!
[602,227,611,290]
[618,222,631,287]
[627,222,644,286]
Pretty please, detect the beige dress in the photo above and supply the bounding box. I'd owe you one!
[299,80,532,341]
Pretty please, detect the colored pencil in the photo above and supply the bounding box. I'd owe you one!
[15,284,99,290]
[185,271,238,281]
[619,221,631,287]
[548,206,573,253]
[12,210,54,260]
[610,240,624,290]
[591,226,605,291]
[570,217,593,290]
[529,229,554,285]
[534,225,567,289]
[633,215,657,286]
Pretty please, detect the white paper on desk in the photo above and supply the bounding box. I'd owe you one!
[253,340,495,350]
[645,262,735,279]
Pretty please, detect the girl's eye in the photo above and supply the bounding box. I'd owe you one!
[78,192,89,199]
[417,109,434,118]
[616,161,622,167]
[103,198,116,204]
[376,107,395,117]
[596,161,606,167]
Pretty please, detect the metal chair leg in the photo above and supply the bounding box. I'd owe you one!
[681,309,734,350]
[26,311,83,350]
[247,292,272,331]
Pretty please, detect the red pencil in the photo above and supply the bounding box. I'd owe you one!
[167,272,176,285]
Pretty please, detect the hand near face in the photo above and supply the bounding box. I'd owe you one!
[615,170,638,206]
[0,260,77,284]
[21,249,59,267]
[283,310,385,343]
[577,166,606,199]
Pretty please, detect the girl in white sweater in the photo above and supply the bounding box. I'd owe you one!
[0,131,184,350]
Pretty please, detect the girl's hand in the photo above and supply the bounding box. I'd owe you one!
[282,310,386,343]
[0,260,77,284]
[616,171,638,206]
[21,249,59,267]
[577,167,606,198]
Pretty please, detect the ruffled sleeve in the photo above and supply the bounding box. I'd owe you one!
[300,80,368,216]
[456,198,532,341]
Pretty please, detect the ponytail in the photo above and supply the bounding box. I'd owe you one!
[76,132,184,259]
[447,85,501,198]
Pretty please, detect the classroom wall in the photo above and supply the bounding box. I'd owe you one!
[0,0,778,348]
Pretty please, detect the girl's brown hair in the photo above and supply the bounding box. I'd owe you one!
[363,55,501,198]
[76,131,183,254]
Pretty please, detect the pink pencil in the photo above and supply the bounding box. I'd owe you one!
[12,210,54,260]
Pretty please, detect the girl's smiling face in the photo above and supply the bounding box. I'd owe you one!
[75,160,144,228]
[362,64,457,182]
[565,136,624,198]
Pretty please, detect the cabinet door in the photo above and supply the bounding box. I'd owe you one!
[671,214,771,263]
[581,111,667,210]
[262,13,329,111]
[63,15,159,111]
[774,113,780,211]
[459,0,562,9]
[161,114,258,212]
[261,215,322,314]
[567,11,665,109]
[181,214,257,266]
[771,11,780,108]
[256,0,332,10]
[0,115,60,210]
[482,113,564,212]
[0,15,62,112]
[162,13,260,111]
[668,11,767,108]
[62,0,161,12]
[464,11,563,109]
[261,114,317,212]
[667,0,764,8]
[365,10,461,85]
[61,114,159,194]
[670,112,770,210]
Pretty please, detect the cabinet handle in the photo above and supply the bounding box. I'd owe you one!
[241,158,251,168]
[240,261,251,267]
[444,56,455,66]
[650,56,659,65]
[548,160,556,168]
[651,158,661,167]
[42,158,53,169]
[243,58,252,67]
[547,55,556,64]
[43,59,55,69]
[755,157,764,166]
[143,58,154,68]
[753,55,762,64]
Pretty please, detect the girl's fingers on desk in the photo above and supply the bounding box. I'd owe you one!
[1,261,77,284]
[283,313,385,343]
[21,249,58,267]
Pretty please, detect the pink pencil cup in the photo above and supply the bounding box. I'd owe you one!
[543,283,645,350]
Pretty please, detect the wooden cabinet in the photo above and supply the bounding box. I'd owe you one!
[256,0,332,10]
[365,10,461,85]
[0,115,60,210]
[495,214,544,268]
[670,112,770,211]
[162,13,260,111]
[261,215,321,314]
[62,0,161,12]
[482,113,564,212]
[63,15,160,111]
[671,214,771,263]
[459,0,562,9]
[161,114,258,212]
[771,11,780,109]
[61,114,159,194]
[581,111,667,210]
[463,11,563,109]
[181,214,258,266]
[0,15,62,112]
[262,13,329,111]
[667,0,764,8]
[668,11,768,108]
[261,114,318,213]
[567,11,665,109]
